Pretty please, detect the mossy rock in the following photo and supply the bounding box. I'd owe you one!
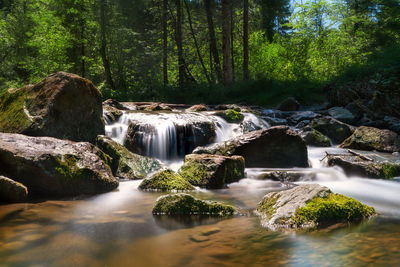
[215,109,244,123]
[340,126,400,153]
[292,194,375,227]
[187,104,208,112]
[152,193,235,215]
[0,86,32,132]
[96,135,163,179]
[327,155,400,179]
[257,184,374,230]
[301,128,331,147]
[139,169,195,191]
[0,176,28,203]
[310,117,353,144]
[179,154,245,189]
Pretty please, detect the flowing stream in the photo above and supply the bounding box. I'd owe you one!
[1,110,400,266]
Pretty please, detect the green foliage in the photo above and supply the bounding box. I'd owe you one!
[152,193,235,216]
[382,163,400,180]
[293,193,375,227]
[215,109,244,123]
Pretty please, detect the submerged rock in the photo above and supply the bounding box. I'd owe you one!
[257,184,375,230]
[277,97,300,111]
[96,135,163,179]
[327,155,400,179]
[139,169,194,191]
[300,127,331,147]
[193,126,308,168]
[340,126,400,153]
[179,154,245,189]
[152,193,235,215]
[0,176,28,203]
[309,116,354,144]
[214,109,244,123]
[0,133,118,197]
[0,72,104,143]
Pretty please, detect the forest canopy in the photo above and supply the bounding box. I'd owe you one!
[0,0,399,105]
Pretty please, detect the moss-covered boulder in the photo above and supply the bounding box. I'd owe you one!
[327,155,400,179]
[152,193,235,215]
[257,184,375,230]
[0,133,118,197]
[215,109,244,123]
[96,135,163,180]
[179,154,245,189]
[301,127,331,147]
[0,176,28,203]
[193,126,309,168]
[340,126,400,153]
[139,169,195,191]
[310,116,354,144]
[0,72,104,143]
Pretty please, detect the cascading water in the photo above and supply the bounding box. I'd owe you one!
[104,110,269,162]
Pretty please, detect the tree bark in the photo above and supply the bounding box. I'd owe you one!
[99,0,115,89]
[243,0,249,80]
[231,3,235,81]
[204,0,222,83]
[163,0,168,86]
[184,0,210,84]
[176,0,185,86]
[222,0,232,86]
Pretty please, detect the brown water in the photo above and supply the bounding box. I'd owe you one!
[1,176,400,267]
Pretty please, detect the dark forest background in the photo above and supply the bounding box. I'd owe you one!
[0,0,399,106]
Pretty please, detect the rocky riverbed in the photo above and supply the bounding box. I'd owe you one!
[0,72,399,265]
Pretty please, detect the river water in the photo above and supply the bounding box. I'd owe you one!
[1,111,400,266]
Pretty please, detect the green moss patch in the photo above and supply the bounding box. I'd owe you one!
[382,163,400,179]
[179,161,209,185]
[257,192,279,219]
[0,87,31,132]
[215,109,244,123]
[152,193,235,215]
[292,193,375,227]
[139,169,195,191]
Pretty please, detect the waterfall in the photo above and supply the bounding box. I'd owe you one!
[104,111,269,161]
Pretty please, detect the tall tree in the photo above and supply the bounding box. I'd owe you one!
[184,0,211,83]
[176,0,185,85]
[204,0,222,83]
[222,0,232,85]
[258,0,291,42]
[99,0,115,90]
[243,0,249,80]
[163,0,168,86]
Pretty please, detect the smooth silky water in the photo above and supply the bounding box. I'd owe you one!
[1,111,400,266]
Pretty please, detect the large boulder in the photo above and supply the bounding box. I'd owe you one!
[327,155,400,179]
[0,133,118,197]
[257,184,375,230]
[96,135,163,180]
[340,126,400,153]
[193,126,308,168]
[179,154,245,189]
[0,176,28,203]
[152,193,235,215]
[0,72,104,143]
[309,116,354,144]
[139,169,194,191]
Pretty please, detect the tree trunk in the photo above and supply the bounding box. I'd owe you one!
[222,0,232,86]
[81,23,85,78]
[243,0,249,80]
[163,0,168,86]
[99,0,115,90]
[231,3,235,81]
[184,0,210,84]
[176,0,185,86]
[204,0,222,83]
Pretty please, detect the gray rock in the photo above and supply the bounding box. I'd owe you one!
[310,116,354,144]
[193,126,308,168]
[0,133,118,197]
[328,107,356,124]
[277,97,300,111]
